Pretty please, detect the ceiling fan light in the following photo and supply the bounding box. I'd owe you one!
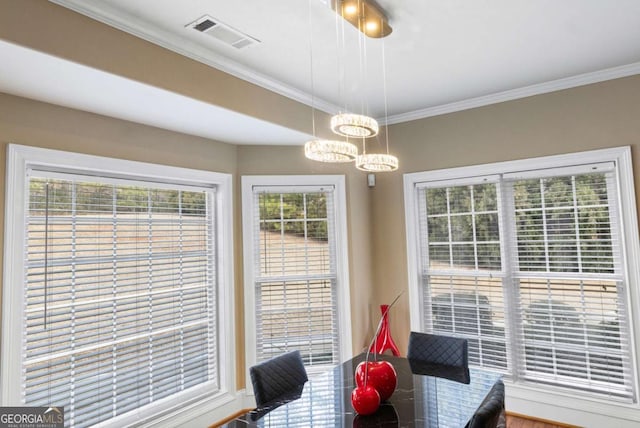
[331,113,379,138]
[356,153,399,172]
[305,139,358,162]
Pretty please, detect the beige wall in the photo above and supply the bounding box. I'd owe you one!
[374,74,640,354]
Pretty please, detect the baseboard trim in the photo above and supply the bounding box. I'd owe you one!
[506,411,582,428]
[208,408,253,428]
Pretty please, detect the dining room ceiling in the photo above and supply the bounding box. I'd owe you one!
[5,0,640,145]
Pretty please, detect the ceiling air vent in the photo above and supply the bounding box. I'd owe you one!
[187,15,260,50]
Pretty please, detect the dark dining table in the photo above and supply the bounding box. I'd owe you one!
[222,353,502,427]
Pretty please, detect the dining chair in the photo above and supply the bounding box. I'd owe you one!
[249,350,308,407]
[407,331,469,369]
[468,379,505,428]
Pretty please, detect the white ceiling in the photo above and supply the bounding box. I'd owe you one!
[0,40,311,145]
[3,0,640,145]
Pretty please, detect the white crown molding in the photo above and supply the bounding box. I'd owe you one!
[49,1,640,128]
[382,61,640,125]
[48,0,340,114]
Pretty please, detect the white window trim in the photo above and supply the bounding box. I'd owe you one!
[241,175,353,388]
[1,144,236,427]
[403,146,640,425]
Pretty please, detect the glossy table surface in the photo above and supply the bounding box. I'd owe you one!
[224,354,501,427]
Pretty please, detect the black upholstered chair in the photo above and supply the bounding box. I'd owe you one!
[249,350,308,407]
[407,331,469,369]
[468,379,505,428]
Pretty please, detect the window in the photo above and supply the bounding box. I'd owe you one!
[1,145,235,427]
[242,176,351,374]
[404,147,640,407]
[417,178,508,371]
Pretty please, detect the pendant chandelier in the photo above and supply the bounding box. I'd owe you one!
[303,0,398,173]
[304,139,358,162]
[331,113,378,138]
[356,152,398,172]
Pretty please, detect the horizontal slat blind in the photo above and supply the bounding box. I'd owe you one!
[257,369,342,426]
[253,188,339,367]
[509,172,618,274]
[507,170,634,399]
[414,160,636,402]
[24,174,218,427]
[418,180,508,372]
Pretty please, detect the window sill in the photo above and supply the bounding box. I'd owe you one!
[133,389,242,428]
[505,380,640,427]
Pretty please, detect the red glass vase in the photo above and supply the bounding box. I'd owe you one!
[369,304,400,356]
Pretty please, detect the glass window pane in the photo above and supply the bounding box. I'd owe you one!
[452,244,475,269]
[475,213,499,242]
[451,215,473,242]
[449,186,471,213]
[474,183,497,211]
[428,276,507,370]
[519,278,627,386]
[428,244,450,268]
[24,177,217,428]
[427,216,449,242]
[281,193,305,219]
[254,188,339,367]
[306,193,327,219]
[426,188,448,215]
[514,179,542,210]
[477,244,501,270]
[417,165,633,399]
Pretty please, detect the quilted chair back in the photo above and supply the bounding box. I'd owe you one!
[407,331,469,368]
[249,350,308,407]
[468,380,505,428]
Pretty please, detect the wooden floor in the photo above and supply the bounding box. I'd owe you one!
[506,413,581,428]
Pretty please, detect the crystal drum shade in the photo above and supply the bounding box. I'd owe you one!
[331,113,379,138]
[356,153,399,172]
[305,139,358,162]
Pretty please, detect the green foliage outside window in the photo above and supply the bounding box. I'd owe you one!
[426,183,500,270]
[514,174,613,273]
[258,192,328,241]
[425,174,613,273]
[28,179,207,216]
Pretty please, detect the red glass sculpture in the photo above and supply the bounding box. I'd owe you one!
[369,304,401,356]
[351,295,403,415]
[350,384,380,415]
[355,359,397,401]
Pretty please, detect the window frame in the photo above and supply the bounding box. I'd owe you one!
[404,146,640,421]
[241,175,352,382]
[1,144,236,427]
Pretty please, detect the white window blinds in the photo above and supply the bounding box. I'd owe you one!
[506,167,633,399]
[252,186,340,367]
[417,179,508,371]
[416,163,635,400]
[24,171,218,427]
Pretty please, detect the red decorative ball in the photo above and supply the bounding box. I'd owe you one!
[355,360,397,401]
[351,384,380,415]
